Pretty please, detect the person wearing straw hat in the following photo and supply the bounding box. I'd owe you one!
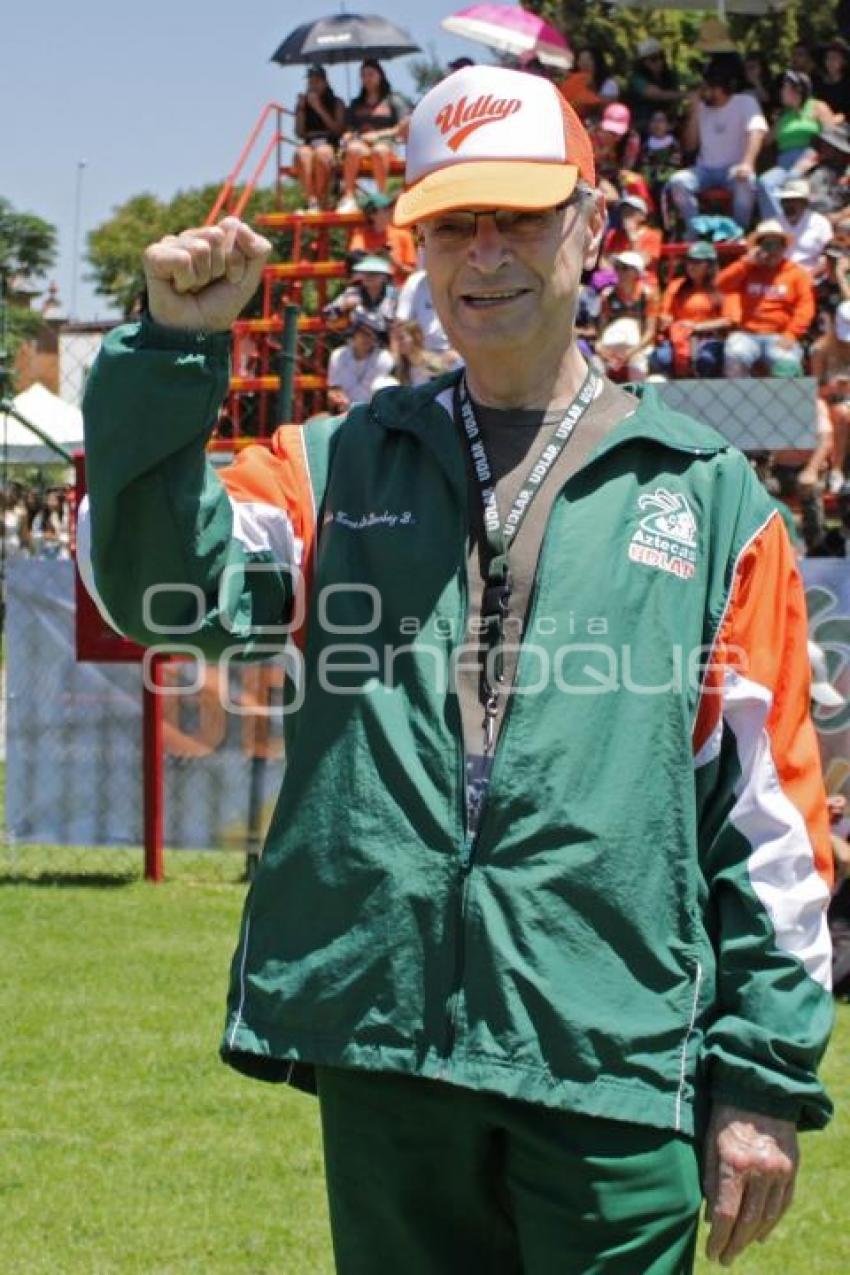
[786,123,850,222]
[718,219,815,376]
[80,63,833,1275]
[774,177,834,275]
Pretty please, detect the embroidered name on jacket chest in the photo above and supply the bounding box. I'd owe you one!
[324,509,418,531]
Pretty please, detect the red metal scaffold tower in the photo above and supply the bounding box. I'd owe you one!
[204,101,405,441]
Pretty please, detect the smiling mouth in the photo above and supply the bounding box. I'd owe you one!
[461,288,531,309]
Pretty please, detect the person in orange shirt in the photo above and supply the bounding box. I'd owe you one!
[650,241,735,377]
[602,194,663,277]
[348,192,418,287]
[718,219,816,375]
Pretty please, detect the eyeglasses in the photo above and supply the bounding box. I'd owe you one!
[758,238,786,251]
[422,200,575,248]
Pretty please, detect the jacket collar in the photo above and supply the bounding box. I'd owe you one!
[368,373,729,478]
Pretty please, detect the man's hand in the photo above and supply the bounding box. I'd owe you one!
[730,162,755,181]
[143,217,272,332]
[327,387,351,414]
[703,1102,798,1266]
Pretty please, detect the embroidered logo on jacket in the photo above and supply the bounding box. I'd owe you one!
[628,488,697,580]
[434,95,523,152]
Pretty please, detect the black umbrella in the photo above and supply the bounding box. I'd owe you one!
[270,13,420,66]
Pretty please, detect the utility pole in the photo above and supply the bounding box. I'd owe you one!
[71,159,88,320]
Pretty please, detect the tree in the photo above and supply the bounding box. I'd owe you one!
[0,197,57,395]
[86,183,286,318]
[409,44,448,98]
[524,0,843,81]
[86,192,167,318]
[0,197,57,282]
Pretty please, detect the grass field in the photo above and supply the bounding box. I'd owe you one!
[0,861,847,1274]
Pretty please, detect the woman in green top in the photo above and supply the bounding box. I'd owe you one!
[758,70,837,217]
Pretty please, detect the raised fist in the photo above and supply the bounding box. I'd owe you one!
[142,216,272,333]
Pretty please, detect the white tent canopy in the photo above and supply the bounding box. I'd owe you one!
[0,383,84,464]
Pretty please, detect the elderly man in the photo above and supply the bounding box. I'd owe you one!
[80,65,832,1275]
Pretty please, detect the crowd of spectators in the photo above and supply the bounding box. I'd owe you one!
[287,24,850,528]
[1,482,71,561]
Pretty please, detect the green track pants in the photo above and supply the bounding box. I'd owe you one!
[316,1067,702,1275]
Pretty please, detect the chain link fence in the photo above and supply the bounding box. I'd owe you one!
[0,560,281,885]
[57,323,108,408]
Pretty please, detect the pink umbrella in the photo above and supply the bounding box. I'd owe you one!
[441,4,572,71]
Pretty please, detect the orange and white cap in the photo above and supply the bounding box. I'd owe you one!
[393,65,595,227]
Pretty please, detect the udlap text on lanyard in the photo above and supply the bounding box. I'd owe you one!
[454,368,600,757]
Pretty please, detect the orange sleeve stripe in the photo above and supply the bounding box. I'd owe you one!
[270,424,317,651]
[721,515,833,888]
[217,428,318,651]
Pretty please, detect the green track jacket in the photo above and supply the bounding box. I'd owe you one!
[82,319,834,1138]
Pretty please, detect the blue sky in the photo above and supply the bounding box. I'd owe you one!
[3,2,485,321]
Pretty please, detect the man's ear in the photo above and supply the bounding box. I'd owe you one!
[583,190,608,271]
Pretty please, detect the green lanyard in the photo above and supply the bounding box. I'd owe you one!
[454,369,599,754]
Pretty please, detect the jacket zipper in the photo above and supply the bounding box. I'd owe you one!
[462,496,557,868]
[443,509,472,1064]
[442,493,554,1062]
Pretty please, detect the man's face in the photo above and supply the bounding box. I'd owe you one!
[826,49,848,79]
[419,194,604,361]
[780,197,807,225]
[370,207,392,233]
[351,326,377,358]
[790,43,813,73]
[700,83,727,108]
[754,235,786,268]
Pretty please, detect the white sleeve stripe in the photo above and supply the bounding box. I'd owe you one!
[295,427,317,545]
[691,509,778,757]
[723,666,832,990]
[229,498,303,569]
[75,496,126,634]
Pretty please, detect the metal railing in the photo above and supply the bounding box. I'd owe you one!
[205,102,297,225]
